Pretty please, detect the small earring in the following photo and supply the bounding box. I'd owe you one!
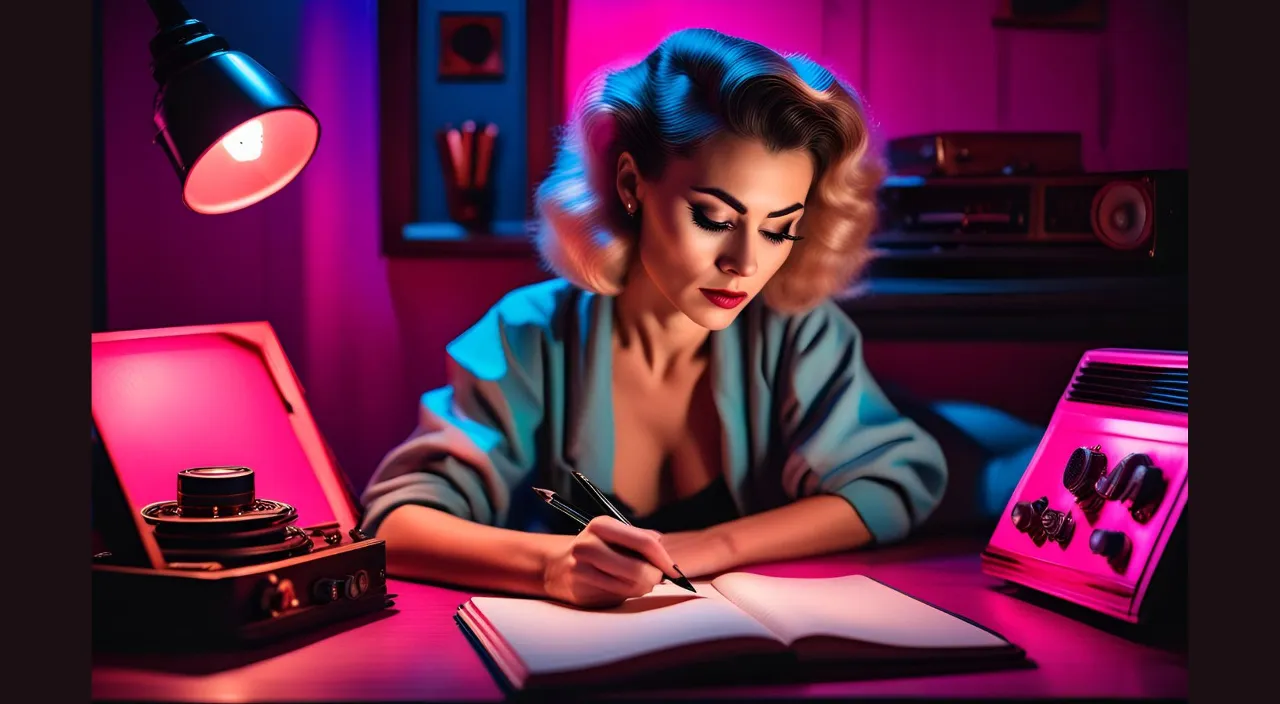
[626,201,635,216]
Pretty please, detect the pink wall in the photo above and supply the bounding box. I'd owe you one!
[566,0,1188,172]
[564,0,827,109]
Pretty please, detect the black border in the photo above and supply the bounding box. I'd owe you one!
[1190,2,1271,702]
[11,0,93,701]
[91,0,106,333]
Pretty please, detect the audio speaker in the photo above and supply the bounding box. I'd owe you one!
[873,169,1187,277]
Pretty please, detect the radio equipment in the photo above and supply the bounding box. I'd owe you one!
[887,131,1083,178]
[871,170,1187,278]
[981,348,1187,624]
[91,322,392,649]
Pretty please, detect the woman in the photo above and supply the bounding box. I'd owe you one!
[361,29,947,608]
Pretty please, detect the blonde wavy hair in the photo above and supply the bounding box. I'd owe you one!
[533,28,885,314]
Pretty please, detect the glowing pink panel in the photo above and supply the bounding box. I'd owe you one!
[982,348,1187,623]
[91,323,354,533]
[563,0,826,117]
[184,108,319,215]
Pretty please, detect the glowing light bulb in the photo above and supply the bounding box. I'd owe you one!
[220,119,264,162]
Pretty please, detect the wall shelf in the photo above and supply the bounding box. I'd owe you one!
[391,221,537,258]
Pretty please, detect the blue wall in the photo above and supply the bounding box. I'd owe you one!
[183,0,305,90]
[417,0,527,232]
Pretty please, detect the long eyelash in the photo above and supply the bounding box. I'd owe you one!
[689,203,803,244]
[761,228,803,245]
[689,204,732,232]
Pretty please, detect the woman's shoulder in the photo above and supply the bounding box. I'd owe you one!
[487,278,583,325]
[447,279,588,381]
[472,277,608,342]
[450,279,588,357]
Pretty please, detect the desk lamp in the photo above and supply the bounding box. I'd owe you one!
[145,0,320,214]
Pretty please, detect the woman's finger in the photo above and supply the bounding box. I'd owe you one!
[587,517,679,577]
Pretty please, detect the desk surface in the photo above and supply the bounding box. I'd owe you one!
[92,537,1187,701]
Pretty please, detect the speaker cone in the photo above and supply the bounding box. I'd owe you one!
[1091,179,1154,251]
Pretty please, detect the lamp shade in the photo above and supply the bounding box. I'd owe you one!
[149,4,319,214]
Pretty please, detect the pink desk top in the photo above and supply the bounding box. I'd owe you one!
[91,537,1187,701]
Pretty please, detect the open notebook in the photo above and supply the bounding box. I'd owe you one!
[456,572,1029,691]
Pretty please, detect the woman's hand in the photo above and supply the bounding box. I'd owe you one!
[542,516,679,609]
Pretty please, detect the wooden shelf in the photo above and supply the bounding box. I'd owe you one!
[384,222,538,258]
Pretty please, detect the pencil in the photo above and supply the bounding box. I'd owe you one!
[474,123,497,188]
[460,120,476,187]
[445,128,465,187]
[532,486,594,529]
[529,491,696,596]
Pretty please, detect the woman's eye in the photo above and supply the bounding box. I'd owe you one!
[760,224,802,244]
[688,204,732,232]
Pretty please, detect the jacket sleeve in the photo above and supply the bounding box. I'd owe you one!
[359,295,547,535]
[775,300,948,545]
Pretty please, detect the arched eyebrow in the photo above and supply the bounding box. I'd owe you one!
[691,186,804,218]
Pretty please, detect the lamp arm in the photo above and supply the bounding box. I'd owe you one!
[144,0,230,86]
[146,0,193,29]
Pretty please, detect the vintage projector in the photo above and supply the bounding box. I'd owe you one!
[91,322,391,649]
[981,348,1187,624]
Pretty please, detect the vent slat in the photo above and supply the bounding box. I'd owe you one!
[1075,372,1187,391]
[1076,362,1187,381]
[1067,360,1188,414]
[1071,381,1187,402]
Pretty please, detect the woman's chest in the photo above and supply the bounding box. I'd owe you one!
[608,356,724,514]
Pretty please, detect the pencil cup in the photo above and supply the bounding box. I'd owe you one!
[436,121,500,233]
[446,186,494,231]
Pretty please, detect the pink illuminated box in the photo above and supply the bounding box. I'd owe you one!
[981,348,1187,624]
[91,322,390,648]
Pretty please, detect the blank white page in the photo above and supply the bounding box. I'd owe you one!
[710,573,1009,649]
[469,581,781,675]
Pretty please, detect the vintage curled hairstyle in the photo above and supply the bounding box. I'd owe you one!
[534,28,885,313]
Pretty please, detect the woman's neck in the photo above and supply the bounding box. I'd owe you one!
[613,260,710,378]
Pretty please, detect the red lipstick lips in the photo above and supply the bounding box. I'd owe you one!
[700,288,747,309]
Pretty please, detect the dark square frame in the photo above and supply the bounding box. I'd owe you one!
[438,12,505,80]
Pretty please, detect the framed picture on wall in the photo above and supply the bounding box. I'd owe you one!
[438,13,505,80]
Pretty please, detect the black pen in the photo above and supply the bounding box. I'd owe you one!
[532,486,697,593]
[569,472,696,594]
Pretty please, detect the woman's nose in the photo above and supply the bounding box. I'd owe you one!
[716,235,758,278]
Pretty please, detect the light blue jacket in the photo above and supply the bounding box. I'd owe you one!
[360,279,948,545]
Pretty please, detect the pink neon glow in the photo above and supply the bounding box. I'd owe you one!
[563,0,825,117]
[184,108,319,215]
[91,323,356,533]
[562,1,1188,172]
[983,349,1188,623]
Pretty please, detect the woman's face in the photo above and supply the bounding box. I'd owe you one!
[623,133,814,330]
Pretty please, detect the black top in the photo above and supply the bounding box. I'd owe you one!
[603,476,741,534]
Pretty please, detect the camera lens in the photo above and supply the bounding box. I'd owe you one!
[176,466,256,516]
